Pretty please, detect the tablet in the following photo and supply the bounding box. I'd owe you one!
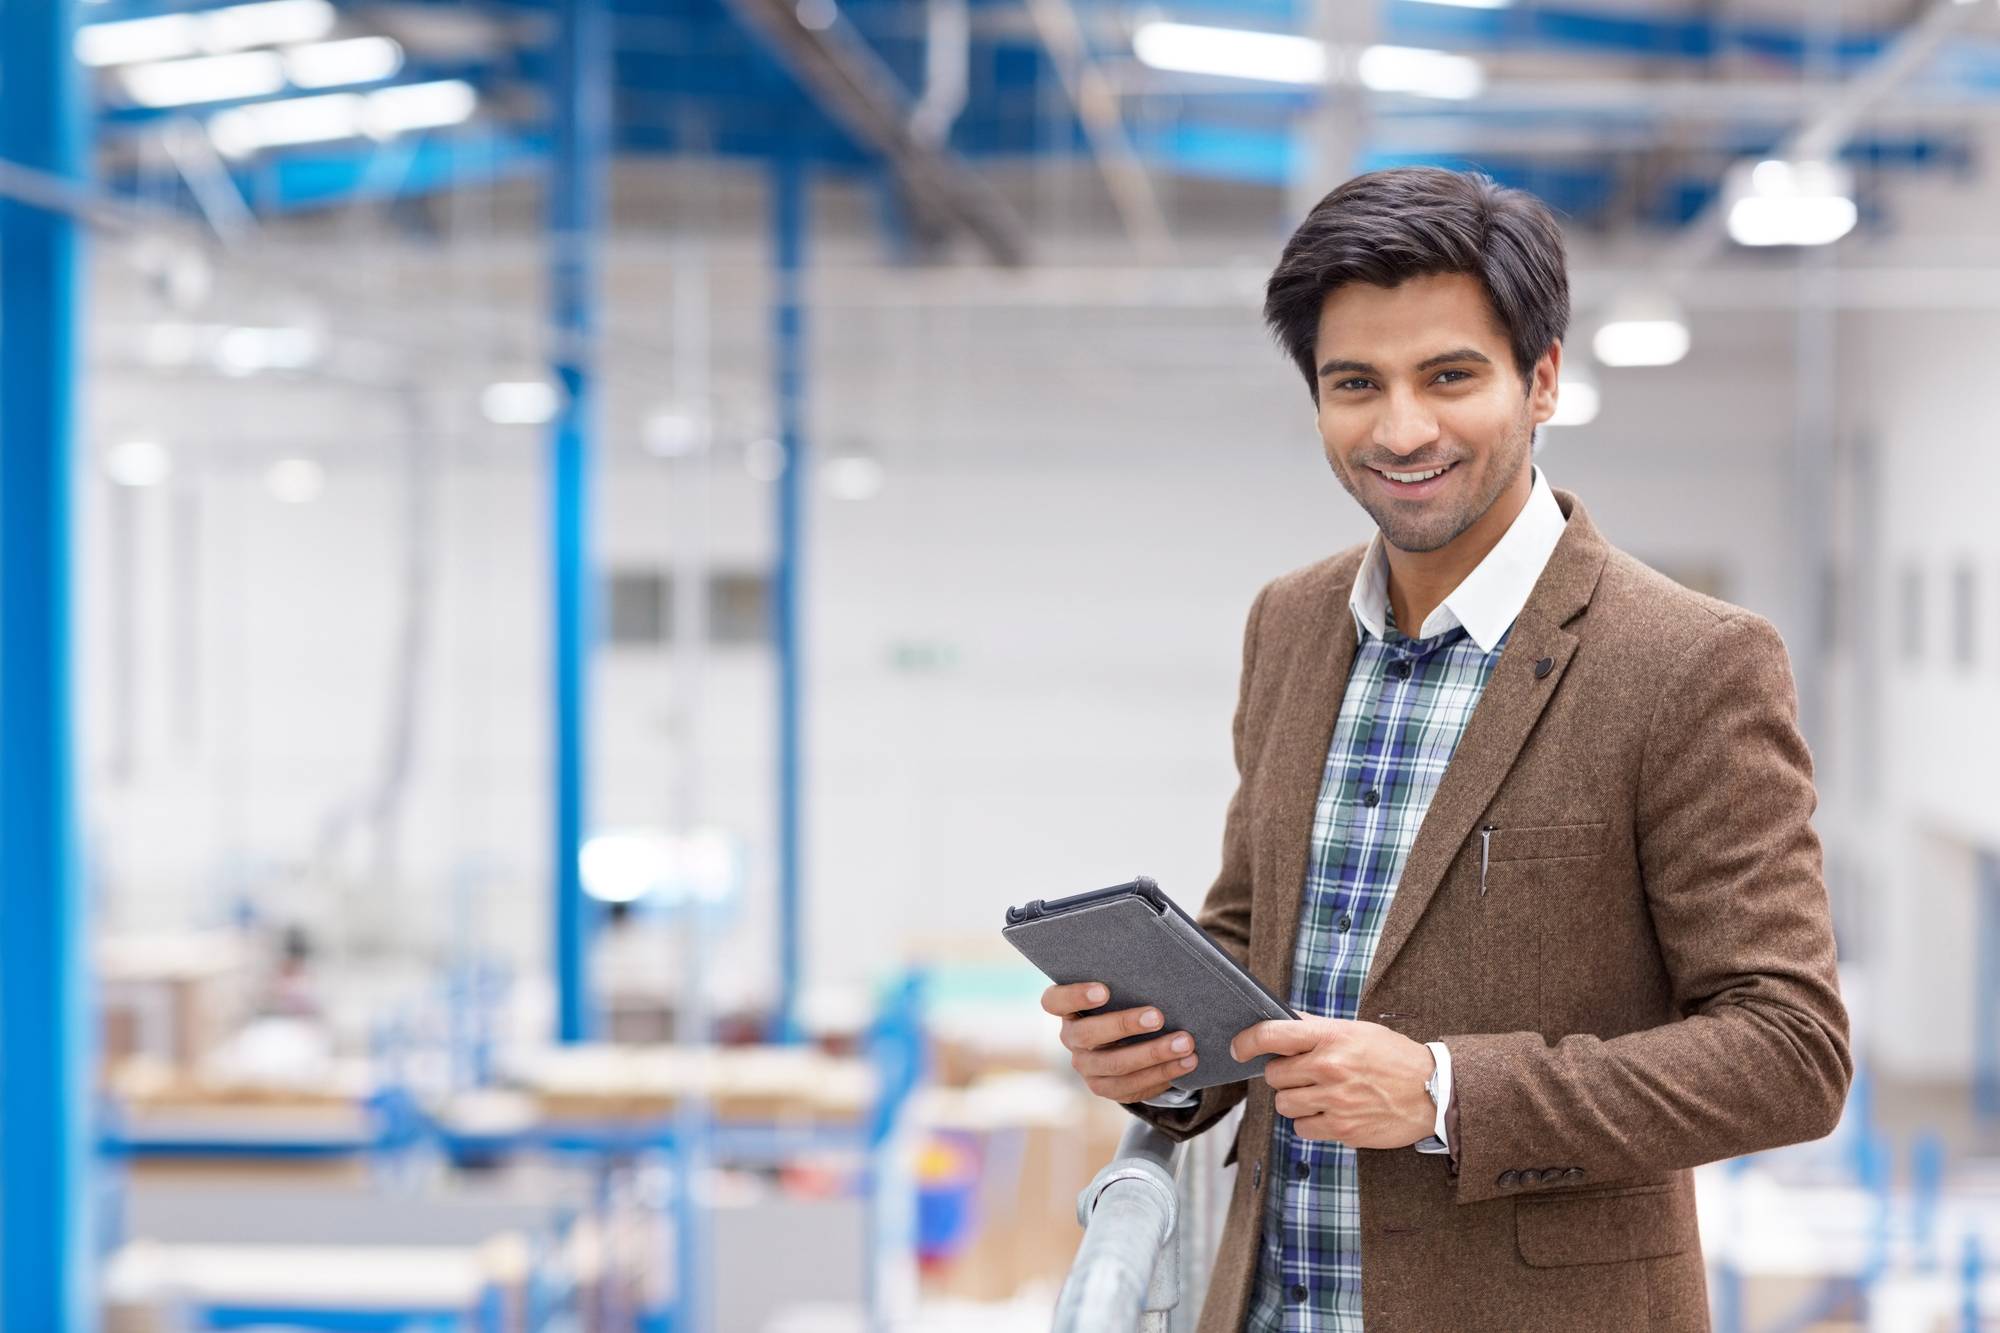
[1003,876,1298,1093]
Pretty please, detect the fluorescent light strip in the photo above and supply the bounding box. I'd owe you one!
[1593,319,1689,368]
[1132,21,1327,85]
[1356,44,1484,99]
[198,0,335,53]
[209,92,365,157]
[285,36,404,90]
[77,0,334,67]
[120,50,286,109]
[77,14,201,67]
[206,81,478,158]
[364,80,478,136]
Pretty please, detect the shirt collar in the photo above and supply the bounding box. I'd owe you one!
[1348,464,1568,653]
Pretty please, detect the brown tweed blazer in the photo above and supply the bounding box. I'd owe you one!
[1129,486,1851,1332]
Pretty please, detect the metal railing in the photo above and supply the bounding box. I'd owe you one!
[1053,1117,1187,1333]
[1054,1101,1243,1333]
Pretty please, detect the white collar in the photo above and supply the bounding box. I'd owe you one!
[1348,464,1567,653]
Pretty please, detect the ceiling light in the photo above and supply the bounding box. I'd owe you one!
[284,36,403,89]
[363,80,478,137]
[1592,294,1689,368]
[1726,158,1858,248]
[76,14,202,67]
[1132,21,1328,86]
[208,93,365,157]
[264,458,325,504]
[106,439,173,488]
[198,0,334,53]
[120,51,286,108]
[215,325,322,375]
[481,380,559,425]
[1356,44,1484,99]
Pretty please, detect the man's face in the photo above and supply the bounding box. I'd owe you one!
[1312,271,1559,554]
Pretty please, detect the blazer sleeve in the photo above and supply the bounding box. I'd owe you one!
[1121,581,1272,1141]
[1438,612,1852,1204]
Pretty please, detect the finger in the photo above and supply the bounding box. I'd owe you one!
[1094,1055,1199,1104]
[1041,982,1110,1018]
[1074,1030,1195,1080]
[1064,1004,1166,1052]
[1259,1054,1320,1091]
[1230,1020,1319,1063]
[1272,1087,1324,1120]
[1289,1112,1340,1142]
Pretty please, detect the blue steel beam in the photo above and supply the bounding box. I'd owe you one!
[550,0,609,1046]
[771,150,808,1044]
[0,1,95,1330]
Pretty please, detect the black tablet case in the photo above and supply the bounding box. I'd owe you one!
[1003,876,1298,1092]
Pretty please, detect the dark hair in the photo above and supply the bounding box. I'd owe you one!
[1263,166,1569,402]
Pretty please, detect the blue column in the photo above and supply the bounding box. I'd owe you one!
[0,1,95,1329]
[1977,850,2000,1125]
[771,153,807,1043]
[550,0,609,1045]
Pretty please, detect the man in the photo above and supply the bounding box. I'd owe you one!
[1040,166,1850,1331]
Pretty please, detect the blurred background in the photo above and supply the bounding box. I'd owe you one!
[1,0,1998,1328]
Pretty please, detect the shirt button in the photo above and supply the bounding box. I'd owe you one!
[1362,789,1380,807]
[1294,1160,1310,1180]
[1386,660,1410,680]
[1337,914,1352,933]
[1289,1284,1310,1304]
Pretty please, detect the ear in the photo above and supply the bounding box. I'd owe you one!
[1527,340,1562,426]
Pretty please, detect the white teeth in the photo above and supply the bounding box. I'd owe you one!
[1382,465,1448,483]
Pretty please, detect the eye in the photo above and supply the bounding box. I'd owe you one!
[1434,369,1472,384]
[1334,378,1374,392]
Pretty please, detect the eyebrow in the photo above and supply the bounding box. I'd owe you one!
[1317,346,1494,379]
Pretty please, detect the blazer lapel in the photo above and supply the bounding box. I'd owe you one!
[1360,488,1610,1004]
[1251,554,1364,1005]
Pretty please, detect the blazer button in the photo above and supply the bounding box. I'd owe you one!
[1533,656,1555,679]
[1537,1168,1564,1184]
[1497,1170,1520,1187]
[1563,1167,1586,1183]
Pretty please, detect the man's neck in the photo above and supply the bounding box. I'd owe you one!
[1383,466,1534,636]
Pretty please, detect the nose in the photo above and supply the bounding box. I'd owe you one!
[1371,385,1441,458]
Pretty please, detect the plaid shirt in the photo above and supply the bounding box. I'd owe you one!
[1242,601,1510,1332]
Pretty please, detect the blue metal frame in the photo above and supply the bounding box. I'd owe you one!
[0,2,94,1329]
[551,0,611,1046]
[1977,849,2000,1125]
[771,149,808,1044]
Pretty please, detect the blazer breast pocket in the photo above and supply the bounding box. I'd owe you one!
[1474,820,1611,1031]
[1483,820,1607,865]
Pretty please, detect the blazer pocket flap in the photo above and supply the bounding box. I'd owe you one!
[1486,821,1606,863]
[1513,1183,1696,1268]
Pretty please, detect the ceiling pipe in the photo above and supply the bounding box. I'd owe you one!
[720,0,1026,266]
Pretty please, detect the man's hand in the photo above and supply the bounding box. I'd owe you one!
[1231,1017,1434,1148]
[1041,982,1199,1103]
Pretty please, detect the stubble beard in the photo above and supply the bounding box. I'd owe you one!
[1327,407,1533,556]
